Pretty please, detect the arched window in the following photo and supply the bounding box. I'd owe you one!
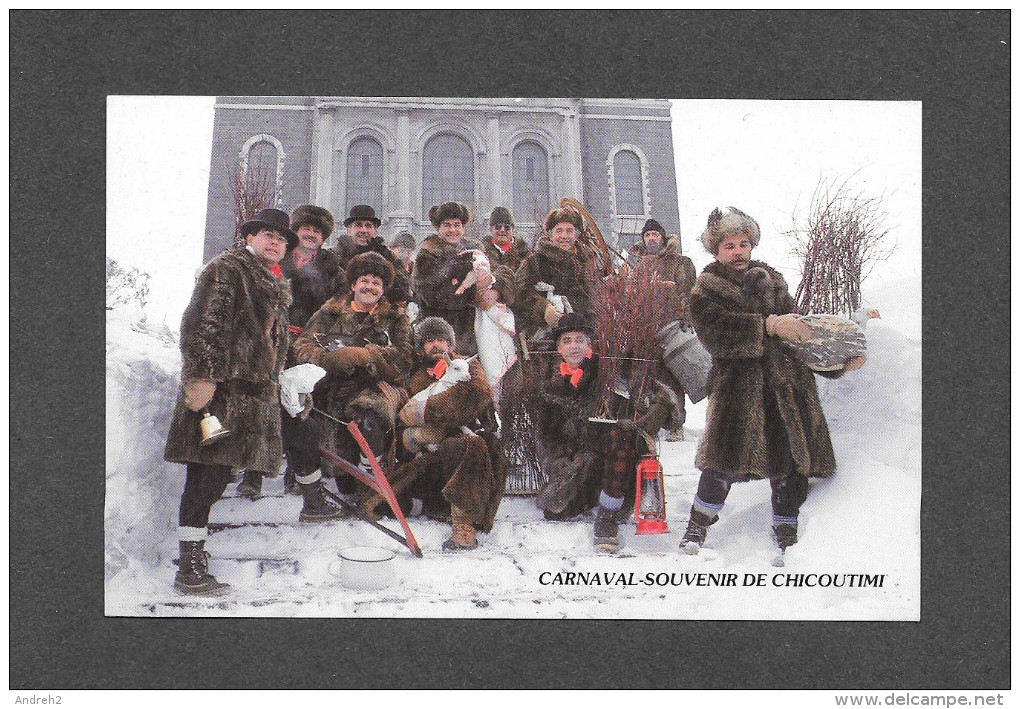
[512,141,550,225]
[612,149,644,216]
[345,136,384,212]
[239,134,284,207]
[422,133,474,217]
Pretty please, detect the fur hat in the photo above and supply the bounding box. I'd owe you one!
[290,204,335,239]
[344,205,381,227]
[700,206,761,254]
[544,207,584,233]
[489,206,514,227]
[345,251,394,290]
[429,202,472,228]
[552,312,594,342]
[391,230,416,250]
[240,208,298,250]
[641,219,665,238]
[415,316,456,350]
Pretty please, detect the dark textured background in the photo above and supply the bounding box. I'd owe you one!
[10,10,1010,689]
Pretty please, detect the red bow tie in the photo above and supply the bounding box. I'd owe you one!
[560,361,584,388]
[428,359,448,380]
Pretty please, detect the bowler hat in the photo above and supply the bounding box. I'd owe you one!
[344,205,382,227]
[240,208,299,250]
[552,312,594,341]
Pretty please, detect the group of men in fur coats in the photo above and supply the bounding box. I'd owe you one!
[163,196,864,596]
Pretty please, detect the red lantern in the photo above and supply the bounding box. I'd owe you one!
[634,454,669,535]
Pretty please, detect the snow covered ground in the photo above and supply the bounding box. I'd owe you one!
[105,275,920,619]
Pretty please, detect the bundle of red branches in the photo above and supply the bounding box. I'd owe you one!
[231,160,276,248]
[591,268,678,420]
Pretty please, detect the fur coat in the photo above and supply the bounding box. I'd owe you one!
[412,234,483,355]
[482,235,530,306]
[164,247,291,473]
[394,357,505,531]
[291,294,413,472]
[281,247,344,330]
[512,237,597,340]
[630,236,697,326]
[691,260,841,482]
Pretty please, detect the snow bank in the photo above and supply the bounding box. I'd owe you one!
[105,307,183,596]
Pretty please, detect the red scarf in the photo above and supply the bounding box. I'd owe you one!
[427,358,448,380]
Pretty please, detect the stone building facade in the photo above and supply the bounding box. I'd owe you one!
[203,96,679,261]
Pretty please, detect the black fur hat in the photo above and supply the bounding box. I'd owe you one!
[429,202,472,228]
[290,204,335,239]
[700,206,761,254]
[415,316,456,350]
[489,206,514,227]
[641,219,665,237]
[544,207,584,233]
[345,251,394,290]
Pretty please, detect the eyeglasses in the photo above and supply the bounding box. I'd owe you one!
[492,224,513,231]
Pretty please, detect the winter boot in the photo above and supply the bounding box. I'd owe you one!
[593,506,620,553]
[442,506,478,551]
[680,508,718,555]
[236,470,263,500]
[283,465,300,496]
[173,540,230,596]
[298,480,345,523]
[772,522,799,551]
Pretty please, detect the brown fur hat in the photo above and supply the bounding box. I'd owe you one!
[429,202,472,228]
[345,251,394,290]
[415,316,456,350]
[489,206,514,227]
[700,206,761,254]
[544,207,584,233]
[290,204,335,239]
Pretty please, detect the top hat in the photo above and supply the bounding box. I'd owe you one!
[344,205,382,227]
[240,208,298,250]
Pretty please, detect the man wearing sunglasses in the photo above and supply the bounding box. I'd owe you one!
[481,206,530,310]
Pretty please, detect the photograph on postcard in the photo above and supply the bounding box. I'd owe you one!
[106,96,920,619]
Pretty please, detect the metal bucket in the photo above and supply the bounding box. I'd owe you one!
[655,322,712,403]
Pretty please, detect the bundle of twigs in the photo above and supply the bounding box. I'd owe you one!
[231,160,276,248]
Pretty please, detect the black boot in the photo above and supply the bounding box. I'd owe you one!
[236,470,263,500]
[298,480,345,523]
[173,540,230,596]
[680,508,718,555]
[773,522,799,550]
[593,506,620,553]
[283,466,300,495]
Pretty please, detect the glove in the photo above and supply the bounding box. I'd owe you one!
[298,392,313,420]
[544,302,564,328]
[765,314,814,343]
[184,379,216,412]
[320,346,371,371]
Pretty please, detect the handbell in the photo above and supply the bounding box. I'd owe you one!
[199,408,231,446]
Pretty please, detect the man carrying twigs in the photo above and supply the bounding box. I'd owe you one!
[290,252,413,522]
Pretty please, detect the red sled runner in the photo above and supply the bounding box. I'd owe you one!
[316,418,423,559]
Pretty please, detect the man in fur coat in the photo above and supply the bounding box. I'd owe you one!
[394,316,505,551]
[510,206,597,343]
[681,207,865,556]
[290,252,413,522]
[535,313,673,553]
[163,208,296,595]
[331,205,411,307]
[482,207,530,307]
[629,219,698,441]
[237,204,342,499]
[412,201,494,356]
